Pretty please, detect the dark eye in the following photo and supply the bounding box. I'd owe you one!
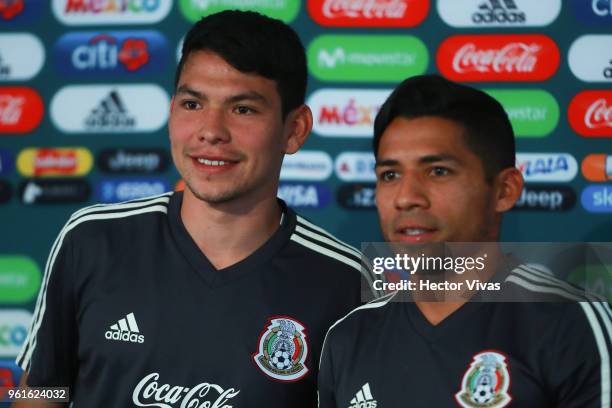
[235,106,255,115]
[182,101,200,110]
[378,170,398,182]
[430,167,450,176]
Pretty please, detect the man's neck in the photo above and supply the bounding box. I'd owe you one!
[180,189,282,270]
[414,247,501,326]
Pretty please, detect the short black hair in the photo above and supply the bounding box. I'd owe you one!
[175,10,307,119]
[373,75,515,182]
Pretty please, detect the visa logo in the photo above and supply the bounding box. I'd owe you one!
[277,183,331,209]
[515,153,578,182]
[54,30,168,77]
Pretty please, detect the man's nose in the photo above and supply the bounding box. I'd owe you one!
[197,108,230,144]
[393,172,430,211]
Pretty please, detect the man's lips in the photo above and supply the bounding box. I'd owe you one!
[189,155,239,171]
[394,225,438,242]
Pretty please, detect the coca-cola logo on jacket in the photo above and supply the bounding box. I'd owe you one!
[0,87,44,133]
[307,0,429,27]
[568,90,612,137]
[437,34,560,82]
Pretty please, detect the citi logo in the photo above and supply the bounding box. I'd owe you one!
[105,312,144,344]
[53,0,172,25]
[472,0,525,23]
[54,31,168,77]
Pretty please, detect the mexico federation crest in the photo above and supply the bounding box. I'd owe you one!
[455,350,512,408]
[253,317,309,382]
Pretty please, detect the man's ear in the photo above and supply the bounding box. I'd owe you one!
[170,96,175,113]
[494,167,524,213]
[284,105,313,154]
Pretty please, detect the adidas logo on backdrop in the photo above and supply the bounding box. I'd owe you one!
[85,90,136,130]
[105,312,144,344]
[472,0,526,23]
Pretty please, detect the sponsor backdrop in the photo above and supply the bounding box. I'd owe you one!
[0,0,611,379]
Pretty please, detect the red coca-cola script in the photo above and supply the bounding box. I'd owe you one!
[307,0,429,27]
[569,91,612,138]
[437,34,560,82]
[0,87,43,133]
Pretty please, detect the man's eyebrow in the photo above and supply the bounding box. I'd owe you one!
[375,154,462,168]
[174,86,268,105]
[175,86,204,98]
[418,154,462,165]
[375,159,399,168]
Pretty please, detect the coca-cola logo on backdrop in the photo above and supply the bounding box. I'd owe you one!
[0,87,44,133]
[307,0,429,27]
[437,34,560,82]
[568,90,612,137]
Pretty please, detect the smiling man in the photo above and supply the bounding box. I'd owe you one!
[13,11,373,407]
[317,75,612,408]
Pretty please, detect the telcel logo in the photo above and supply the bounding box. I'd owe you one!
[582,154,612,182]
[51,84,169,134]
[277,183,331,209]
[0,87,44,134]
[335,152,376,182]
[0,309,31,357]
[179,0,299,23]
[308,0,430,27]
[437,34,560,82]
[54,31,168,77]
[308,89,391,137]
[96,178,170,203]
[582,185,612,213]
[568,35,612,82]
[437,0,561,27]
[513,185,576,211]
[53,0,172,25]
[568,91,612,137]
[280,151,333,181]
[516,153,578,183]
[17,148,93,177]
[485,89,559,137]
[308,35,428,83]
[0,34,45,81]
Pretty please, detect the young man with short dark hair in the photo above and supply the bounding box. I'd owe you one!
[318,75,612,408]
[14,11,372,407]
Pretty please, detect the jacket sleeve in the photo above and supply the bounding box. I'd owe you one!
[550,301,612,408]
[15,226,78,388]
